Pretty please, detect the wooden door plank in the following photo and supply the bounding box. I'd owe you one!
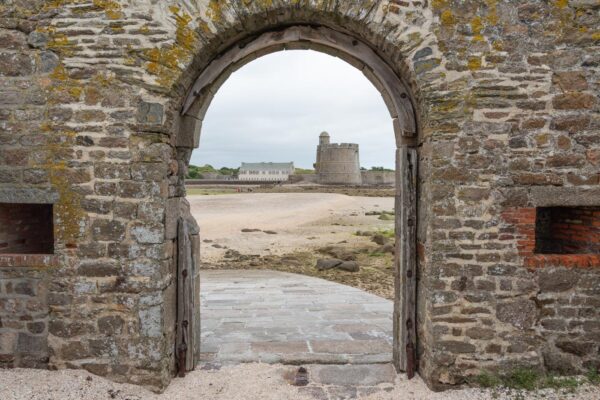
[393,146,418,378]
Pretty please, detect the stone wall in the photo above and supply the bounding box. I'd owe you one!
[288,174,318,184]
[0,0,598,393]
[0,254,55,369]
[534,265,600,374]
[361,171,395,186]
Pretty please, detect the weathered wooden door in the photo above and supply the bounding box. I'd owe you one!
[176,217,201,376]
[393,146,418,378]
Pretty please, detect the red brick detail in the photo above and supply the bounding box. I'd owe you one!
[0,254,59,268]
[502,207,600,269]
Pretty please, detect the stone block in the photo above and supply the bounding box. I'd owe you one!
[131,259,161,278]
[78,261,120,277]
[89,338,117,357]
[165,198,181,240]
[0,187,58,204]
[555,340,592,357]
[27,322,45,335]
[538,269,580,292]
[94,163,131,179]
[177,116,202,148]
[38,51,59,73]
[530,187,600,207]
[17,333,46,354]
[0,331,17,354]
[552,71,588,92]
[91,219,126,242]
[27,31,49,48]
[98,315,124,336]
[553,93,595,110]
[60,341,88,361]
[131,223,164,244]
[139,306,162,338]
[543,349,579,374]
[49,320,93,338]
[496,299,537,330]
[131,163,168,181]
[0,52,34,76]
[137,102,164,125]
[437,340,476,354]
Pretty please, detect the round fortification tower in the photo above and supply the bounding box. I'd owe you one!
[319,131,330,145]
[315,132,362,185]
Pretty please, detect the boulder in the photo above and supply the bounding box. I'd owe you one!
[380,243,395,254]
[316,259,343,270]
[371,234,387,246]
[338,261,360,272]
[319,246,356,261]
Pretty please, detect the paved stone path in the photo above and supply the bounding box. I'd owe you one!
[200,270,393,365]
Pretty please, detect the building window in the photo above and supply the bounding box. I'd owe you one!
[0,203,54,254]
[535,206,600,254]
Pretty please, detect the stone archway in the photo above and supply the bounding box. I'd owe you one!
[4,0,599,394]
[172,25,419,378]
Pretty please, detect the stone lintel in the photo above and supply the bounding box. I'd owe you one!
[0,187,59,204]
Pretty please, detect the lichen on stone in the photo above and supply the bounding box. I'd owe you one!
[143,5,200,88]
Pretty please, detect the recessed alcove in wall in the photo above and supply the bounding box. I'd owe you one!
[0,203,54,254]
[535,206,600,255]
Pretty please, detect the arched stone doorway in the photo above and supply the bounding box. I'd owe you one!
[171,25,419,380]
[14,1,599,395]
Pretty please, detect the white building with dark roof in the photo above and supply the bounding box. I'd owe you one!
[238,162,295,182]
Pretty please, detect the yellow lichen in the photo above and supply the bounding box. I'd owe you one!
[206,0,225,23]
[471,16,484,41]
[170,6,196,52]
[40,65,122,243]
[485,0,498,25]
[592,32,600,41]
[468,57,482,71]
[93,0,123,20]
[50,65,68,81]
[555,0,568,9]
[432,0,449,9]
[37,120,84,244]
[143,6,199,88]
[69,87,83,99]
[441,10,455,26]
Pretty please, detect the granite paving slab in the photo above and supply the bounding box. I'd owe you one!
[200,269,394,365]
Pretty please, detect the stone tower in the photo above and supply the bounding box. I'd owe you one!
[315,132,362,185]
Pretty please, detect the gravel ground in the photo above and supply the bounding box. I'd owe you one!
[1,364,599,400]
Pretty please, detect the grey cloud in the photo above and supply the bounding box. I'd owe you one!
[191,50,395,170]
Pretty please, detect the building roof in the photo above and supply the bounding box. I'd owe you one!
[240,162,295,171]
[320,131,330,137]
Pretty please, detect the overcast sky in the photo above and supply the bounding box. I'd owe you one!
[191,50,396,170]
